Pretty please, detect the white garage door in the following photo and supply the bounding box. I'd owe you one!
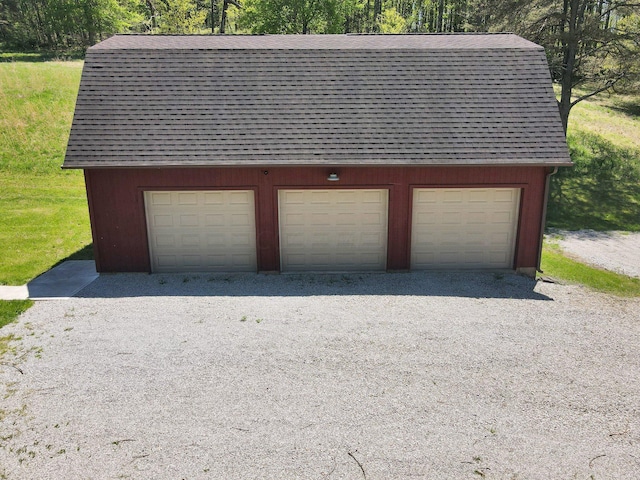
[144,190,256,273]
[411,188,520,269]
[279,189,388,272]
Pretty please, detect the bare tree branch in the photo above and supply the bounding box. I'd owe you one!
[570,74,626,107]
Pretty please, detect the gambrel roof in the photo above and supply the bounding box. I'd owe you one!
[63,33,571,168]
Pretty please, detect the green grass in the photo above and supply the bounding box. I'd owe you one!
[0,300,33,329]
[547,91,640,231]
[0,60,92,286]
[541,243,640,297]
[1,60,82,174]
[543,91,639,293]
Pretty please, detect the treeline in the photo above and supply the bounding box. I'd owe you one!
[0,0,490,50]
[0,0,140,49]
[1,0,638,130]
[0,1,637,51]
[234,0,485,35]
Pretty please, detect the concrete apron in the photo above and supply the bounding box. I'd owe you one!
[0,261,98,301]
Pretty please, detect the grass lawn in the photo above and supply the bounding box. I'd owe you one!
[542,90,640,296]
[541,242,640,297]
[0,300,33,329]
[0,60,92,286]
[546,91,640,231]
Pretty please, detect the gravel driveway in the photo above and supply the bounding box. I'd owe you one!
[1,272,639,479]
[552,230,640,278]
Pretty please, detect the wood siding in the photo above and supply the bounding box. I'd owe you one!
[84,166,549,273]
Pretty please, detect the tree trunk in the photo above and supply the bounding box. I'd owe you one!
[211,0,216,33]
[437,0,445,32]
[220,0,228,33]
[145,1,157,30]
[364,0,371,32]
[373,0,382,32]
[33,0,51,48]
[557,0,584,134]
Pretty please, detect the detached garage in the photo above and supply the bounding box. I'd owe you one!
[63,33,571,275]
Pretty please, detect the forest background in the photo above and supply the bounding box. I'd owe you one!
[1,0,639,130]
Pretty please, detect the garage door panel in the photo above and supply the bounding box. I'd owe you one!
[145,190,256,273]
[334,233,353,246]
[438,232,461,244]
[411,188,519,269]
[336,213,355,225]
[464,232,485,245]
[230,213,251,227]
[468,212,487,224]
[229,191,252,204]
[181,255,201,267]
[181,234,200,247]
[205,233,226,247]
[362,212,384,225]
[415,190,438,203]
[148,192,172,205]
[468,190,490,202]
[463,249,485,259]
[232,232,254,246]
[312,233,331,247]
[415,211,437,225]
[442,212,462,225]
[443,190,464,203]
[155,234,175,247]
[491,232,510,245]
[157,255,178,268]
[488,251,510,262]
[361,232,384,246]
[281,232,305,247]
[495,189,517,202]
[362,190,386,203]
[491,211,515,224]
[281,191,304,204]
[279,189,388,272]
[204,214,225,226]
[310,191,330,204]
[311,212,331,225]
[335,191,357,204]
[178,192,198,204]
[152,214,173,227]
[179,214,198,227]
[231,253,253,266]
[282,213,304,226]
[437,252,460,264]
[203,192,224,204]
[198,255,222,267]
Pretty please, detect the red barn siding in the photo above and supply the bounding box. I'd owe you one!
[84,166,548,273]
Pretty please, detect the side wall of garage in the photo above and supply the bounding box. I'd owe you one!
[84,166,549,273]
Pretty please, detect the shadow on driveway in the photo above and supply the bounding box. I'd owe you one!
[76,271,552,301]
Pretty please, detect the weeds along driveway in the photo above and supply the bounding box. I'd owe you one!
[1,272,639,479]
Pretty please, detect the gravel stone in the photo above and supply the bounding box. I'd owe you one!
[1,272,639,479]
[552,230,640,278]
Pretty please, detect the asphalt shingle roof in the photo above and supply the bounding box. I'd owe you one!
[63,34,571,168]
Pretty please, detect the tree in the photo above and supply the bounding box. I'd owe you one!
[377,7,407,32]
[0,0,141,49]
[155,0,208,33]
[237,0,359,33]
[478,0,640,133]
[402,0,473,33]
